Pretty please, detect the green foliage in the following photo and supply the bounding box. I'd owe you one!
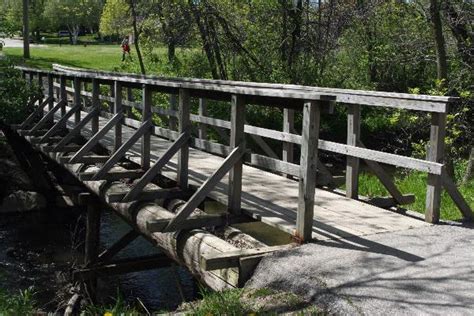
[0,58,39,124]
[0,287,37,316]
[83,290,142,316]
[100,0,130,37]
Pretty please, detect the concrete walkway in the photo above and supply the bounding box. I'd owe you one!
[0,38,45,48]
[248,223,474,315]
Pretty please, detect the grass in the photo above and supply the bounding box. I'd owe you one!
[357,162,474,221]
[0,287,37,316]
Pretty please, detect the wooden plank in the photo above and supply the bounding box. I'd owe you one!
[282,108,295,169]
[73,77,82,125]
[228,95,246,215]
[297,101,321,242]
[169,94,178,130]
[178,89,191,189]
[53,108,98,152]
[29,100,66,133]
[19,96,52,130]
[165,145,246,232]
[198,98,208,139]
[123,132,190,202]
[106,187,192,203]
[73,254,173,282]
[250,153,299,177]
[425,112,446,223]
[114,80,123,151]
[85,204,101,265]
[358,141,413,205]
[141,85,152,169]
[59,155,110,164]
[91,79,100,134]
[442,170,473,221]
[346,104,360,199]
[39,104,80,143]
[97,230,140,263]
[91,120,152,180]
[79,169,144,181]
[69,113,123,164]
[201,244,295,271]
[42,144,82,153]
[147,214,249,232]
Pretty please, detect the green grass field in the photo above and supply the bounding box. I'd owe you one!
[4,45,144,71]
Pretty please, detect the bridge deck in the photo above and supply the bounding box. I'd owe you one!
[73,109,427,241]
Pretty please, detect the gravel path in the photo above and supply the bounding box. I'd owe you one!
[247,223,474,315]
[0,38,45,48]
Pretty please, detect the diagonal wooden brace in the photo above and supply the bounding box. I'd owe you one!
[163,144,246,232]
[53,107,99,152]
[69,113,123,164]
[91,119,152,180]
[122,131,190,202]
[441,167,473,221]
[39,104,80,143]
[19,96,52,130]
[29,99,66,134]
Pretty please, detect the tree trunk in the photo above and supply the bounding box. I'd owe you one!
[22,0,30,59]
[168,41,175,63]
[129,0,146,75]
[462,148,474,185]
[430,0,448,82]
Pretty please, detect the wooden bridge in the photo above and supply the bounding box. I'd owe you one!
[4,64,472,291]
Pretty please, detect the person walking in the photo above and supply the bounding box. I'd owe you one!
[121,37,131,61]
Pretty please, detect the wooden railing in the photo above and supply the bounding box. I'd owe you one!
[15,65,472,241]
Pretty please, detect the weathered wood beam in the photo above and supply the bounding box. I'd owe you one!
[106,187,192,203]
[198,98,208,139]
[346,104,360,199]
[201,244,295,271]
[91,120,152,180]
[441,169,473,221]
[425,112,446,223]
[73,254,173,282]
[42,144,82,153]
[29,99,66,133]
[39,104,80,143]
[73,77,82,125]
[53,107,98,152]
[114,80,123,151]
[91,79,100,134]
[141,84,152,169]
[165,145,246,232]
[282,108,295,176]
[69,113,123,164]
[122,132,190,202]
[59,155,110,164]
[96,230,140,264]
[19,96,51,130]
[297,101,321,242]
[79,169,144,181]
[178,89,191,189]
[147,214,250,233]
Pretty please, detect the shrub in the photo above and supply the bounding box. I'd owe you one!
[0,58,39,124]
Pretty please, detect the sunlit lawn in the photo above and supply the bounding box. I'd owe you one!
[3,44,168,72]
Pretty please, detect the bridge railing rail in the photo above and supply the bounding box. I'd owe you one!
[16,65,472,241]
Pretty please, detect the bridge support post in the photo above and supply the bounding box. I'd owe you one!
[59,75,67,120]
[47,74,54,122]
[169,94,178,131]
[91,79,100,134]
[178,89,190,189]
[346,104,361,199]
[198,98,208,140]
[228,94,246,214]
[297,101,321,242]
[141,84,152,169]
[85,202,101,301]
[114,81,123,151]
[73,77,82,126]
[425,112,446,223]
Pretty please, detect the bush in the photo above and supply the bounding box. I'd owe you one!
[0,58,39,124]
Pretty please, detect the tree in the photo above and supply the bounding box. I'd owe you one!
[23,0,30,59]
[44,0,103,45]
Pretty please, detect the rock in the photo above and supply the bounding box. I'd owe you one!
[0,190,47,213]
[0,158,35,192]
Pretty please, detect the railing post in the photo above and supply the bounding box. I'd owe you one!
[228,94,246,215]
[425,112,446,223]
[37,73,44,104]
[198,98,208,140]
[59,76,67,122]
[114,80,123,151]
[346,104,361,199]
[283,108,294,175]
[169,94,178,131]
[73,77,81,126]
[91,79,100,134]
[142,84,152,170]
[47,74,54,111]
[177,89,190,189]
[109,83,115,113]
[297,101,321,242]
[126,87,134,117]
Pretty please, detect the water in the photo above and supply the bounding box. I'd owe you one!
[0,206,195,312]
